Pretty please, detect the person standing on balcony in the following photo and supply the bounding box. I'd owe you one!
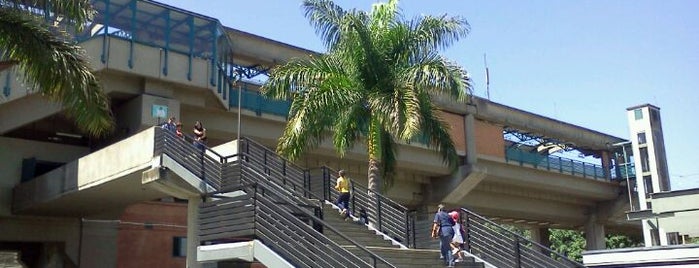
[161,116,177,133]
[193,121,207,151]
[175,122,184,139]
[432,204,455,267]
[335,170,351,219]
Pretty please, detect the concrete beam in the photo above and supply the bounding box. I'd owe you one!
[434,96,627,151]
[478,159,620,200]
[436,164,488,204]
[0,95,61,134]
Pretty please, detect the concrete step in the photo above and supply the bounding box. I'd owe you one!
[321,206,400,248]
[320,203,484,268]
[346,246,485,268]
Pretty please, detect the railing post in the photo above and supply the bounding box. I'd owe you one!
[411,212,416,248]
[322,167,329,201]
[350,183,356,216]
[282,159,287,176]
[377,195,383,232]
[513,236,522,267]
[404,212,409,248]
[570,159,575,175]
[199,144,206,195]
[464,213,471,252]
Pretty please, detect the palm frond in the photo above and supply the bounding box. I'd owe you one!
[399,53,471,101]
[0,8,113,137]
[302,0,346,49]
[2,0,95,31]
[419,98,459,169]
[410,14,469,52]
[332,104,368,157]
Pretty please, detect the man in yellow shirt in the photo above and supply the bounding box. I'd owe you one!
[335,170,351,219]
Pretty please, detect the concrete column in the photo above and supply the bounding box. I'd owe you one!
[187,197,202,268]
[529,227,551,251]
[584,213,606,250]
[464,114,477,165]
[600,151,611,179]
[80,220,118,268]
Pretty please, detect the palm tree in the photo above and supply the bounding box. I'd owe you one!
[262,0,471,193]
[0,0,113,137]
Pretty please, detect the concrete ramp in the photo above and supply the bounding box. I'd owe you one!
[12,127,220,217]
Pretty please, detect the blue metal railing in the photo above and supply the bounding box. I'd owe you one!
[229,86,291,117]
[504,146,609,180]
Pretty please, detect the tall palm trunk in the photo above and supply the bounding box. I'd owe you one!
[367,158,381,194]
[367,157,380,228]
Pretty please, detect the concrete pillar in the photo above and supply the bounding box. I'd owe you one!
[584,213,606,250]
[529,227,551,251]
[187,197,202,268]
[601,151,611,179]
[464,114,477,165]
[80,220,118,268]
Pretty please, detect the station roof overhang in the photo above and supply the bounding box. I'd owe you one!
[224,27,318,67]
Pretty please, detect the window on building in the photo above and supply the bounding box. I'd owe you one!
[667,232,680,245]
[650,228,660,246]
[643,175,653,193]
[650,109,660,122]
[634,109,643,120]
[173,237,187,257]
[639,148,650,172]
[637,132,647,145]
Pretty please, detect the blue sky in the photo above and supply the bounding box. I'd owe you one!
[160,0,699,189]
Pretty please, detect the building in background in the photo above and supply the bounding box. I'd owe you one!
[583,105,699,267]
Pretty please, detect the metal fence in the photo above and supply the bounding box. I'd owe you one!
[320,167,417,248]
[460,207,586,268]
[505,146,609,180]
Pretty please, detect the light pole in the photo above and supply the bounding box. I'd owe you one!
[613,141,634,211]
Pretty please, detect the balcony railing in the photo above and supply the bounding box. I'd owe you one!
[459,207,586,268]
[200,182,395,268]
[505,146,610,180]
[229,87,291,117]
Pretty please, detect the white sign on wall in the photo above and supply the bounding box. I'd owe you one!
[152,104,168,118]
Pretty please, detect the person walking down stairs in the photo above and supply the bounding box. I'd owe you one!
[335,170,352,219]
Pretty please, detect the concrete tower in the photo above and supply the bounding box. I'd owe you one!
[626,104,672,246]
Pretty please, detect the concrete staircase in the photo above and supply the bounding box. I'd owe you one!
[322,204,484,268]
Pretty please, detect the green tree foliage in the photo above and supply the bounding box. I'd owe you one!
[548,229,644,262]
[0,0,113,137]
[606,233,643,249]
[262,0,472,193]
[549,229,586,262]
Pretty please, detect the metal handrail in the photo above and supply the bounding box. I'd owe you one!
[459,207,586,268]
[155,127,223,189]
[504,145,609,180]
[223,138,326,203]
[202,180,396,268]
[322,166,416,248]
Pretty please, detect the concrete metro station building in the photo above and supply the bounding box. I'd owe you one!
[2,0,692,267]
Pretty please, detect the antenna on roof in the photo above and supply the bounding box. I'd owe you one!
[484,53,491,100]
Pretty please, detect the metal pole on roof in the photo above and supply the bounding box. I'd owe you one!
[237,84,242,142]
[613,141,634,211]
